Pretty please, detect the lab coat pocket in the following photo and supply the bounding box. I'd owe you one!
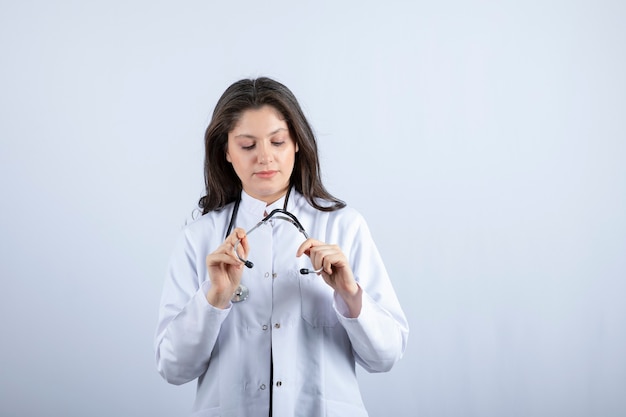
[299,273,339,327]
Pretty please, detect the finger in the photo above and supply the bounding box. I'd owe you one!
[309,246,346,274]
[315,250,336,275]
[227,228,247,247]
[224,228,248,260]
[296,238,323,257]
[322,253,346,274]
[233,228,250,259]
[206,252,244,268]
[307,245,328,274]
[233,227,247,241]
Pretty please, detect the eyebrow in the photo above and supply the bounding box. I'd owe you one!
[234,127,288,140]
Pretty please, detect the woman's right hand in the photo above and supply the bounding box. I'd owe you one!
[205,228,249,309]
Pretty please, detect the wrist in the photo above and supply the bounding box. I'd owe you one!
[338,281,359,299]
[206,286,233,309]
[338,283,362,318]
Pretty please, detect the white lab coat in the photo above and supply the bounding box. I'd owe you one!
[155,191,409,417]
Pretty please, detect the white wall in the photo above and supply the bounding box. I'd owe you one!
[1,1,624,416]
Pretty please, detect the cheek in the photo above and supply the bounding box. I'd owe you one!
[231,153,258,174]
[279,144,297,161]
[230,155,246,170]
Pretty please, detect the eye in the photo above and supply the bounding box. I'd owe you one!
[241,144,255,150]
[272,141,286,147]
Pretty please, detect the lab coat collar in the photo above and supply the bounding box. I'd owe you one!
[240,189,302,219]
[240,190,268,218]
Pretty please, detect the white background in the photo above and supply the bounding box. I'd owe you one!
[1,1,625,416]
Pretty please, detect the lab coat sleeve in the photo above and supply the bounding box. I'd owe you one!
[333,212,409,373]
[154,227,230,385]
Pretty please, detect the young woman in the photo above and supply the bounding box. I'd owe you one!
[155,77,408,416]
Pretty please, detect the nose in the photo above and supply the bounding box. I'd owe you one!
[257,142,273,164]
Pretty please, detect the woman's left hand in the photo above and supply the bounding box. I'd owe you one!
[297,239,362,317]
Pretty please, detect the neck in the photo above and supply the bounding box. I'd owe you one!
[245,186,292,207]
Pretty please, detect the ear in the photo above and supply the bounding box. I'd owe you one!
[295,142,299,153]
[226,149,232,163]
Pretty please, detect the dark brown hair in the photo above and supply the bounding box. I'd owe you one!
[199,77,345,214]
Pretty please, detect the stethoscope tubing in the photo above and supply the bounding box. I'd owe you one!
[226,190,323,276]
[233,209,323,274]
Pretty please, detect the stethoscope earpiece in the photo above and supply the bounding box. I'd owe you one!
[299,268,323,275]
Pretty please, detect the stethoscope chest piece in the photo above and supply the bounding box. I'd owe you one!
[231,284,249,303]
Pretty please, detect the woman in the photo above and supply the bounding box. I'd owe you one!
[155,77,408,416]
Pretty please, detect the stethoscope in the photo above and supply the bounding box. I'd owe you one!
[225,188,322,303]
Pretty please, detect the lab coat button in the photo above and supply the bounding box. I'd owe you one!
[276,381,282,387]
[274,323,280,329]
[272,273,277,278]
[262,324,268,331]
[260,384,266,390]
[264,272,270,278]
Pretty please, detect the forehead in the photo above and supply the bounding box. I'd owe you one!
[230,105,288,135]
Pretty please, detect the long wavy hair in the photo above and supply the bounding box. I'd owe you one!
[199,77,345,215]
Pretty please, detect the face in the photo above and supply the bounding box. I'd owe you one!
[226,105,298,204]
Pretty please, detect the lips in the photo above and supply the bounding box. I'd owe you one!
[255,170,278,179]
